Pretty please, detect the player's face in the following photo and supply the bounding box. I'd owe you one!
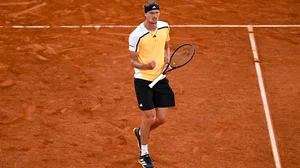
[145,10,160,24]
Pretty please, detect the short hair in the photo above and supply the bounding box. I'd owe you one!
[143,1,160,13]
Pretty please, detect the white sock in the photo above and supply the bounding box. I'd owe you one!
[141,144,149,156]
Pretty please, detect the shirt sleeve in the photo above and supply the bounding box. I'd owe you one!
[166,24,170,41]
[129,33,139,52]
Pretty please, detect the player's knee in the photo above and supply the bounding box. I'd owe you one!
[143,113,156,124]
[146,117,155,126]
[157,115,167,124]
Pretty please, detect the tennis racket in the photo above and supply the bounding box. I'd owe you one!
[148,43,196,88]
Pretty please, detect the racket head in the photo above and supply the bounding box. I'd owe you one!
[169,43,195,69]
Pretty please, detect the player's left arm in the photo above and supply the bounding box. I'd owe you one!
[164,26,171,64]
[164,41,170,64]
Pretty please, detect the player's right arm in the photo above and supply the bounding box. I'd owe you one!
[129,32,156,70]
[130,51,156,70]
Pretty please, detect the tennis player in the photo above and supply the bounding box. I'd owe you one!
[128,1,175,167]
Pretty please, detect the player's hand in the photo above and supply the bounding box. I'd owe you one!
[145,60,156,70]
[164,63,171,70]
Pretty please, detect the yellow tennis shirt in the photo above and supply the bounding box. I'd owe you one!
[129,21,170,81]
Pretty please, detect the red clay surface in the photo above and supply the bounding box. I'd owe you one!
[0,0,300,168]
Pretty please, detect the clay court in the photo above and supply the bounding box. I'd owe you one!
[1,0,300,168]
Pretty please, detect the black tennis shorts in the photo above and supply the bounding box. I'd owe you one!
[134,78,175,111]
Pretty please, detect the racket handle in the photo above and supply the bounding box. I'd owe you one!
[149,74,166,88]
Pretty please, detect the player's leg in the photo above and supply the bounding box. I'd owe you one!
[140,109,156,146]
[139,109,156,168]
[150,107,168,131]
[133,78,155,167]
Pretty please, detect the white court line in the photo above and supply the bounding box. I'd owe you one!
[53,26,81,28]
[173,24,300,28]
[11,25,50,28]
[247,26,282,168]
[1,24,300,28]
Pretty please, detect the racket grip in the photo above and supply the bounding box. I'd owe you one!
[149,74,166,88]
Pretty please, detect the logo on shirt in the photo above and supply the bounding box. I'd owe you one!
[139,103,143,107]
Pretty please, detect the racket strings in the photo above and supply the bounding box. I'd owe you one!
[170,45,194,68]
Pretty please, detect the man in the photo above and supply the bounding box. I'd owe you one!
[128,1,175,168]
